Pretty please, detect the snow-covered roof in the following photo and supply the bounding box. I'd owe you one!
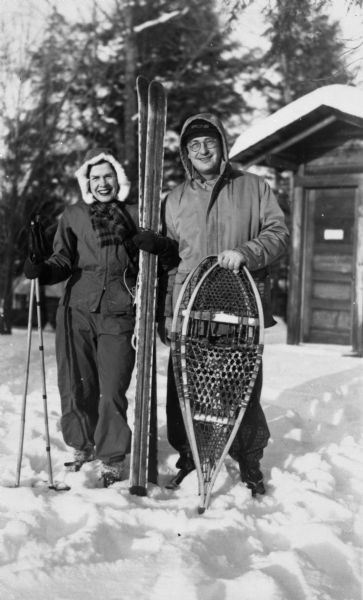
[230,85,363,166]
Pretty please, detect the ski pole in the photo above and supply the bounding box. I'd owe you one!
[15,278,35,487]
[15,278,56,488]
[15,214,64,489]
[34,276,55,488]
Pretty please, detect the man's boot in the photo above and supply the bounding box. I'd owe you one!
[239,459,265,497]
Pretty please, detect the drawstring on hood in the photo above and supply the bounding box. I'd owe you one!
[179,113,229,180]
[75,148,131,205]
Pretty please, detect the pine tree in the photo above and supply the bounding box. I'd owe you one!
[246,0,354,112]
[0,8,90,330]
[63,0,254,188]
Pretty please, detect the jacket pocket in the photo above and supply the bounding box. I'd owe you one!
[104,280,134,315]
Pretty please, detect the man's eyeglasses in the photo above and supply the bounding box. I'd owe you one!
[187,138,219,153]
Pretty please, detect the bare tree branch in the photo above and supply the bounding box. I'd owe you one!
[133,7,188,33]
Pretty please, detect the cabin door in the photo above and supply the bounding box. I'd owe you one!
[302,188,356,344]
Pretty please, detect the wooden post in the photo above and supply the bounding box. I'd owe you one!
[353,184,363,355]
[287,180,304,345]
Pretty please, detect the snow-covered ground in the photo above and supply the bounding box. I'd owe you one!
[0,319,362,600]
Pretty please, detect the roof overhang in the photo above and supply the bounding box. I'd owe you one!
[229,85,363,170]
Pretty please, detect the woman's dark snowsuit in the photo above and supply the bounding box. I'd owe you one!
[52,201,137,461]
[41,150,137,463]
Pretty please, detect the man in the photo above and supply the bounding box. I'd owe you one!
[24,148,176,487]
[161,114,289,495]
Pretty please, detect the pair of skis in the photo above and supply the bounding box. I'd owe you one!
[129,77,167,495]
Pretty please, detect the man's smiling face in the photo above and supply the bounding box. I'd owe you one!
[186,134,222,180]
[89,161,118,202]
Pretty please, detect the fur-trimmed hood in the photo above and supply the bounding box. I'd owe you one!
[75,148,130,205]
[179,113,229,180]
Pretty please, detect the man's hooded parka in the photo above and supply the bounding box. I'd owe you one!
[163,113,290,328]
[162,114,290,470]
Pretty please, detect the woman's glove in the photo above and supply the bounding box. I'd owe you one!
[23,258,48,280]
[132,230,170,254]
[24,215,52,281]
[132,229,179,269]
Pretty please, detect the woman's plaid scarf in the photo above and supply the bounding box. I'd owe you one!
[89,200,136,247]
[89,200,139,272]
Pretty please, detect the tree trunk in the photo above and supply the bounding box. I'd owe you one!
[0,245,15,334]
[121,1,138,190]
[281,52,292,104]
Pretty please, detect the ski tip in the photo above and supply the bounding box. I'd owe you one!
[149,79,161,88]
[149,79,164,91]
[149,79,167,101]
[129,485,148,497]
[198,506,206,515]
[136,75,149,89]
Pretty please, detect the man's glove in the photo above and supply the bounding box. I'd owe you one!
[23,258,48,280]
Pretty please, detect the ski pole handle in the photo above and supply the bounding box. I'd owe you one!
[28,214,50,264]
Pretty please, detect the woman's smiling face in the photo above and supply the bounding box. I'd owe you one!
[89,162,118,202]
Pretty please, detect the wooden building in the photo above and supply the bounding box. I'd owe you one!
[230,85,363,355]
